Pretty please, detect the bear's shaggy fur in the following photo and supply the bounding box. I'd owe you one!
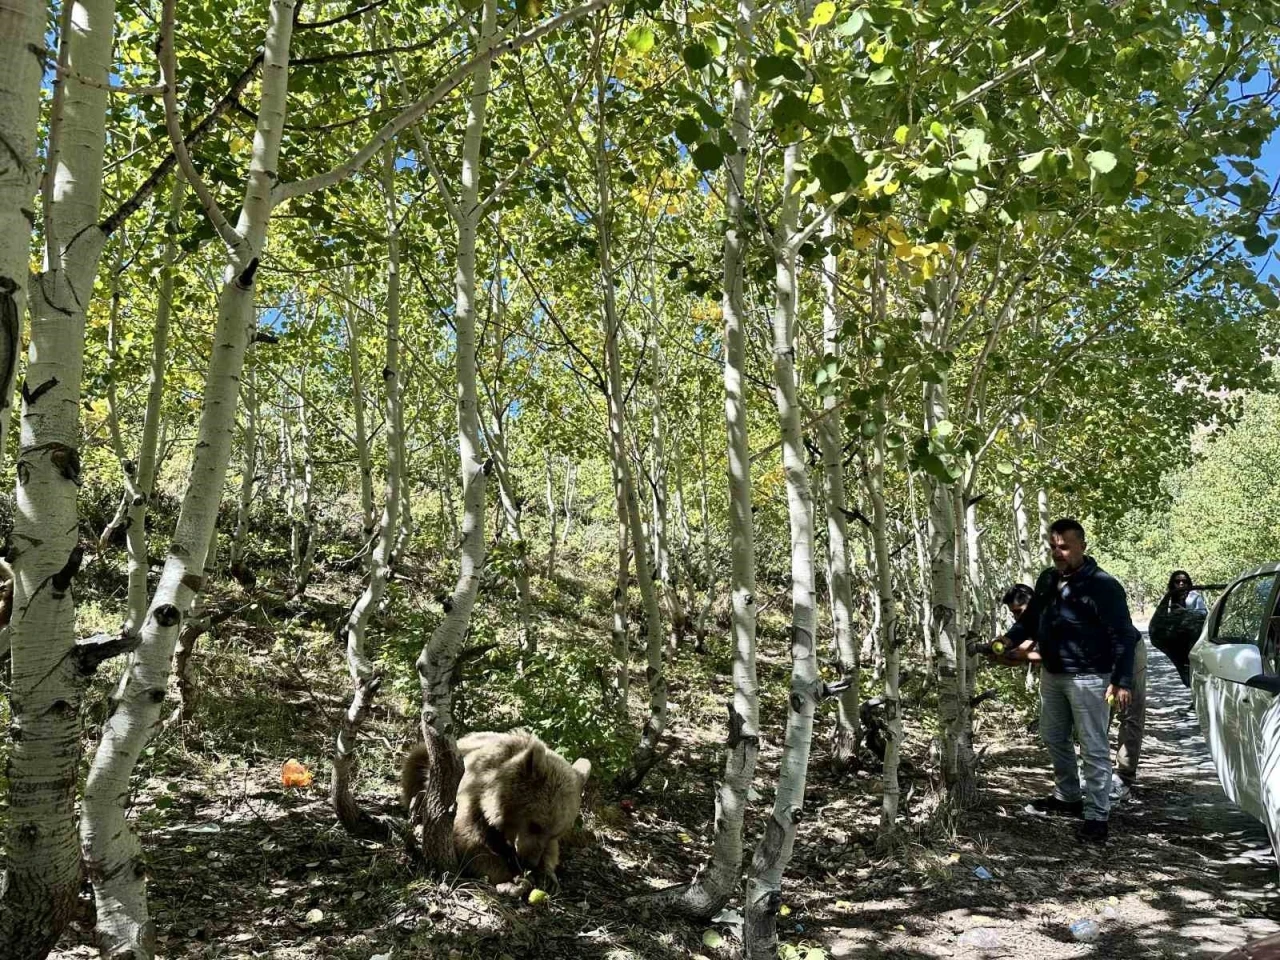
[402,730,591,889]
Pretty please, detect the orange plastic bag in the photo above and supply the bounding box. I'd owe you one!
[281,758,313,788]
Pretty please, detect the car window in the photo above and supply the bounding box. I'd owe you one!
[1264,593,1280,676]
[1212,574,1278,648]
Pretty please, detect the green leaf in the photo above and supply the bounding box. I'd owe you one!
[933,420,954,438]
[692,143,724,172]
[771,93,808,130]
[702,930,724,949]
[1243,233,1272,256]
[951,157,979,174]
[625,25,655,55]
[810,1,836,26]
[996,460,1015,476]
[756,54,789,82]
[682,42,712,70]
[869,67,895,85]
[835,10,865,36]
[1020,149,1049,174]
[674,117,702,145]
[1086,150,1118,174]
[958,127,986,157]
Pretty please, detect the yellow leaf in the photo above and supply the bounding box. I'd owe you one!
[852,227,874,250]
[920,258,937,280]
[894,243,915,260]
[807,85,825,105]
[868,38,888,64]
[779,904,792,916]
[810,1,836,26]
[1135,169,1149,185]
[882,179,900,195]
[887,228,908,246]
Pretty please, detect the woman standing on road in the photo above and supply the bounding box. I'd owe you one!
[1150,570,1209,688]
[1167,570,1209,615]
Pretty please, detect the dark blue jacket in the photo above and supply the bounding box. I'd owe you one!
[1006,556,1138,688]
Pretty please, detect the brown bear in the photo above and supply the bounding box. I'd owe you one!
[402,730,591,894]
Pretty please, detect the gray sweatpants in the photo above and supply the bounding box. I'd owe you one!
[1041,670,1112,821]
[1115,638,1147,782]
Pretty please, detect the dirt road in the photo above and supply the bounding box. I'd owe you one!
[816,639,1280,958]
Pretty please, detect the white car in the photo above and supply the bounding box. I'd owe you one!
[1191,563,1280,866]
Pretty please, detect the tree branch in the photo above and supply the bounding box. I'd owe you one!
[158,0,241,251]
[273,0,612,205]
[296,0,392,30]
[102,57,263,237]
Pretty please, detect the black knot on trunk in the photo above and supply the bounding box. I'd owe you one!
[154,604,181,627]
[51,446,81,485]
[51,545,84,594]
[236,256,261,289]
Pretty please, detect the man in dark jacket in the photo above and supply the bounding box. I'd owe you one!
[994,517,1138,843]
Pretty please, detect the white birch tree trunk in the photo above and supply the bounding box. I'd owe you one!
[290,363,317,596]
[609,455,631,713]
[648,296,687,652]
[345,297,376,543]
[818,221,859,769]
[80,4,297,954]
[331,141,403,843]
[907,469,934,676]
[0,2,115,953]
[124,173,185,633]
[744,141,820,959]
[417,0,497,738]
[649,0,757,912]
[925,384,977,806]
[592,34,667,791]
[229,354,259,577]
[865,402,901,839]
[1012,477,1035,585]
[0,0,43,467]
[691,371,717,654]
[544,450,559,578]
[483,252,534,663]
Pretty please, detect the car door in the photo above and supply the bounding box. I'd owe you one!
[1193,571,1278,821]
[1256,587,1280,865]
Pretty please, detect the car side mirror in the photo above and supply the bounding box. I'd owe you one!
[1201,642,1265,684]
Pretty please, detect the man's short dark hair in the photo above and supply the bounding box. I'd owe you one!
[1049,517,1086,542]
[1002,584,1034,607]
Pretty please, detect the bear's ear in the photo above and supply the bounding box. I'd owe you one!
[572,757,592,789]
[515,742,546,779]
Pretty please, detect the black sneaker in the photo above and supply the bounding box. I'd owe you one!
[1029,795,1084,817]
[1077,819,1109,844]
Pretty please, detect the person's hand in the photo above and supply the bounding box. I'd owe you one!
[1106,684,1131,709]
[997,645,1028,665]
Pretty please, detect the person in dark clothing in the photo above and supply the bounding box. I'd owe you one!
[1003,583,1034,622]
[989,518,1138,844]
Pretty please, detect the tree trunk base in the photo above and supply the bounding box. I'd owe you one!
[405,726,464,870]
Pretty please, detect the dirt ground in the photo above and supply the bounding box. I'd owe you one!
[803,643,1280,959]
[48,632,1278,960]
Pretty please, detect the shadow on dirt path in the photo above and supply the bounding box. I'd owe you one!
[810,638,1279,959]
